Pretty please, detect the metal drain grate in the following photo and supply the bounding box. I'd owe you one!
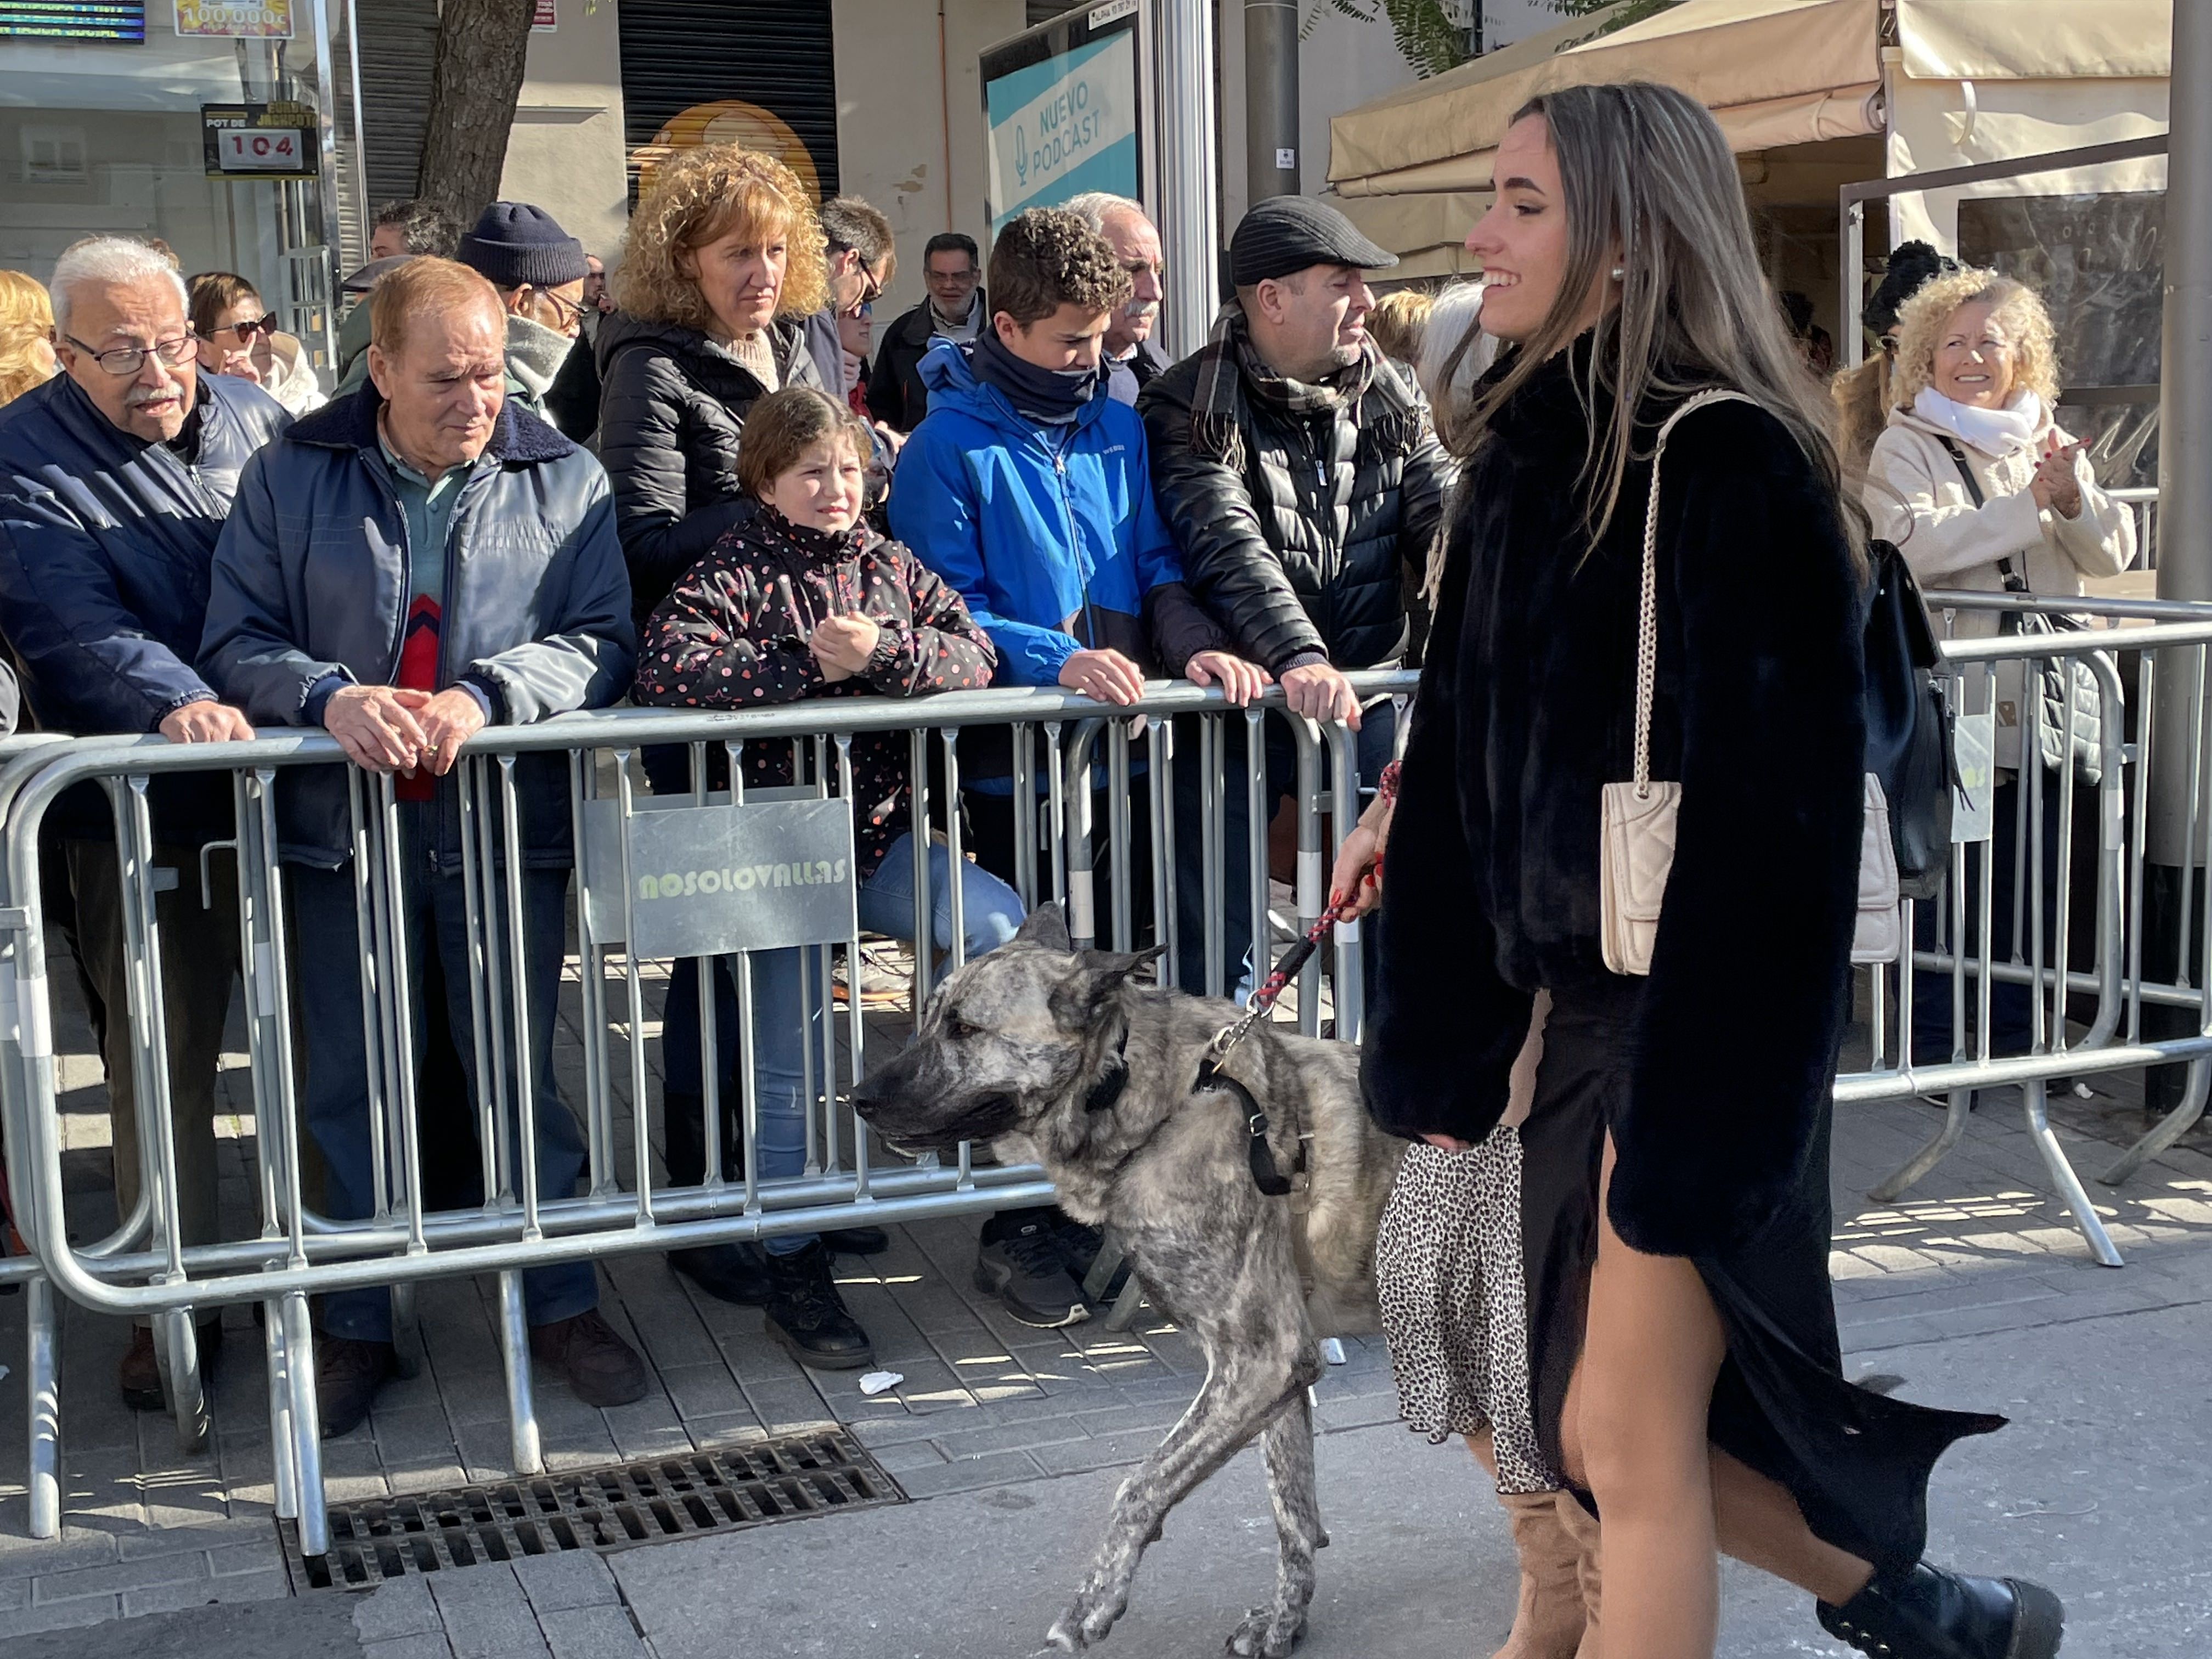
[281,1427,905,1589]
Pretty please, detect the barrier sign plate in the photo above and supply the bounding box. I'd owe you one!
[580,797,857,958]
[1953,706,1995,845]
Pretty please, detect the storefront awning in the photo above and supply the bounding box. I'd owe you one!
[1328,0,1885,199]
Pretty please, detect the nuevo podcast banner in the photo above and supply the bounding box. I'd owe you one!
[985,28,1138,235]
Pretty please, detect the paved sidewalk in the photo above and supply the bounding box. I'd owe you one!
[0,927,2207,1651]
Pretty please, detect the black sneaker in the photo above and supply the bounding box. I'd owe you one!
[314,1334,396,1439]
[1819,1562,2064,1659]
[1046,1214,1131,1303]
[975,1218,1089,1328]
[761,1242,875,1370]
[669,1241,773,1306]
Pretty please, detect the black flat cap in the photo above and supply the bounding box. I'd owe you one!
[1231,196,1397,286]
[341,253,419,295]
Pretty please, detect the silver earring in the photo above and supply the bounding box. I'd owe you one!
[1610,266,1626,281]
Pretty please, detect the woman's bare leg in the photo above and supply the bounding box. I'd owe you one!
[1554,1141,1881,1655]
[1555,1138,1728,1659]
[1709,1450,1872,1606]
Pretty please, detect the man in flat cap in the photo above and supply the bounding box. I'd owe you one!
[1139,195,1449,996]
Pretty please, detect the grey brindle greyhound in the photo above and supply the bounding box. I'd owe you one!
[851,905,1401,1656]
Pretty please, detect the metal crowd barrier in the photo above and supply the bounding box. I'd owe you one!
[1844,592,2212,1267]
[6,597,2212,1553]
[0,676,1409,1549]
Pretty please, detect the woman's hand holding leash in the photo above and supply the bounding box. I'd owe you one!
[1329,759,1400,921]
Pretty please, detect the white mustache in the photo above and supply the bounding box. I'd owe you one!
[126,381,179,405]
[1124,300,1160,319]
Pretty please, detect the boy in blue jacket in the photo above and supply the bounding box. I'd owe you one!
[888,208,1268,1325]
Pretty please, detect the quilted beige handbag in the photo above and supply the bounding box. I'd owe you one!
[1599,391,1901,977]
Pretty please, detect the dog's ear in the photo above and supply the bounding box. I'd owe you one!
[1047,945,1165,1030]
[1013,903,1074,953]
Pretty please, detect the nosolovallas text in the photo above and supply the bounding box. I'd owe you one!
[636,860,849,900]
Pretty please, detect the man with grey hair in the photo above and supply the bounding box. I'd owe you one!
[1063,191,1167,403]
[804,194,897,397]
[0,234,288,1410]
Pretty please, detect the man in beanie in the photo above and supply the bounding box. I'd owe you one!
[336,202,594,436]
[1139,194,1449,995]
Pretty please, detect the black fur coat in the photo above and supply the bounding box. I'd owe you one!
[1362,340,1867,1258]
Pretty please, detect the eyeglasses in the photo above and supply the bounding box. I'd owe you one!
[208,314,273,343]
[63,333,199,376]
[532,288,586,332]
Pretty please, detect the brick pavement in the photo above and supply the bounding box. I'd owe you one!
[0,929,2207,1646]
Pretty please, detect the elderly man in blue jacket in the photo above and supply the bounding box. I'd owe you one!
[0,234,287,1411]
[200,256,644,1437]
[888,208,1267,1328]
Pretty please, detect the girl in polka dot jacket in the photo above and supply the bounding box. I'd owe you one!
[632,387,1024,1371]
[635,386,998,876]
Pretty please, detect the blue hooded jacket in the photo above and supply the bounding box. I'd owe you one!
[887,340,1190,687]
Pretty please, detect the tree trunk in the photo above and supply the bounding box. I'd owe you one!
[416,0,537,228]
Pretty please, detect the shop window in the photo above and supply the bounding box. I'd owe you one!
[20,125,87,182]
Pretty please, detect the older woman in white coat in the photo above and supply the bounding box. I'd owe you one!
[1866,267,2135,1063]
[1866,268,2134,639]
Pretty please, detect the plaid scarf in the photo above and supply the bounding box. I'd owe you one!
[1187,297,1414,470]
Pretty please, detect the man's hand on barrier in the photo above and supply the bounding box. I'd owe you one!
[811,613,881,680]
[159,699,255,743]
[1185,650,1272,707]
[405,686,487,776]
[1280,661,1362,730]
[323,683,428,774]
[1058,647,1147,706]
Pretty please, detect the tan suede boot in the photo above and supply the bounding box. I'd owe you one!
[1490,1489,1588,1659]
[1550,1491,1604,1659]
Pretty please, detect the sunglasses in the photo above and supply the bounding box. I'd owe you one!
[210,314,273,343]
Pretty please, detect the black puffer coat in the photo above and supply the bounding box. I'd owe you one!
[1139,349,1450,673]
[1362,338,1868,1260]
[595,310,825,625]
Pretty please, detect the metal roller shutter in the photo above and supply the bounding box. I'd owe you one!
[617,0,840,200]
[352,0,440,208]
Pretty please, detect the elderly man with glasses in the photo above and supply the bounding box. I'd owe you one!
[0,233,289,1412]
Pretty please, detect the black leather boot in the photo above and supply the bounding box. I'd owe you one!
[761,1242,874,1370]
[1818,1562,2063,1659]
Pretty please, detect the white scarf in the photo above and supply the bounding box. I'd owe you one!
[1912,385,2045,458]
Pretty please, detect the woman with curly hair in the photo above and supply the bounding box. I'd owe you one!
[599,143,831,625]
[1867,269,2135,1065]
[0,270,58,407]
[597,144,847,1309]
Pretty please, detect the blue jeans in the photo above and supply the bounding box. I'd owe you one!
[695,832,1024,1255]
[289,804,597,1343]
[1171,701,1399,1003]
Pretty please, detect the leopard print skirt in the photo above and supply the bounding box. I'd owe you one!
[1374,1130,1556,1495]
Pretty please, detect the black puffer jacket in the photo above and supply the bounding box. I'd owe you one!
[595,310,825,625]
[1139,346,1450,673]
[1363,338,1867,1259]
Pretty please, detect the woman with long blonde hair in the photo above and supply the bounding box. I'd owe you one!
[0,270,58,407]
[1335,82,2061,1659]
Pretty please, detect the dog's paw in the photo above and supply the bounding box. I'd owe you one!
[1051,1581,1130,1650]
[1224,1606,1306,1659]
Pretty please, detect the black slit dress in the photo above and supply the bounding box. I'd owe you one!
[1362,340,2007,1578]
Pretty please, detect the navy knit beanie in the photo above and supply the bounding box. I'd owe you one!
[458,202,589,290]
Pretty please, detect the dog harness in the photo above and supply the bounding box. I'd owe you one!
[1198,898,1361,1198]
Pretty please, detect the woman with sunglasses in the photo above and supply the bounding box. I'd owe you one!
[186,271,325,415]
